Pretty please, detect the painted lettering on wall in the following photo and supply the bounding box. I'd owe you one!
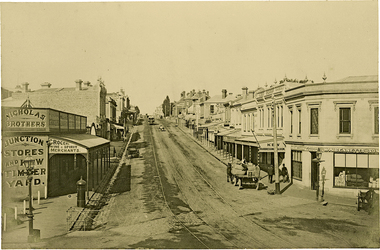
[291,145,379,154]
[2,108,48,131]
[49,139,87,154]
[2,135,48,192]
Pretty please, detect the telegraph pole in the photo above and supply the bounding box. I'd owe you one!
[273,99,280,194]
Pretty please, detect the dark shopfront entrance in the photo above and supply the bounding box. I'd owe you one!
[48,154,87,197]
[311,152,319,190]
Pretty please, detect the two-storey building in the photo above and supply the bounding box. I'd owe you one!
[283,75,379,196]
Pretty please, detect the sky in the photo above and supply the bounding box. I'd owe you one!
[1,1,378,114]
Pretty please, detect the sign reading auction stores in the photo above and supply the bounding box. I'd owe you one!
[2,135,48,201]
[49,139,87,154]
[2,107,48,132]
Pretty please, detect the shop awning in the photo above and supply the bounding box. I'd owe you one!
[234,136,259,146]
[235,135,285,151]
[50,134,110,149]
[199,122,223,128]
[217,128,239,136]
[223,130,243,142]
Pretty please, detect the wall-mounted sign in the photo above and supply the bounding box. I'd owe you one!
[49,138,87,154]
[2,135,48,201]
[291,145,379,154]
[2,108,48,132]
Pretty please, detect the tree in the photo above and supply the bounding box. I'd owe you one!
[162,96,171,117]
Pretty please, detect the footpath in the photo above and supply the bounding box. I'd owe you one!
[1,140,126,249]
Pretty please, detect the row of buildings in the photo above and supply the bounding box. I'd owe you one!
[1,78,140,203]
[172,75,379,196]
[2,78,140,140]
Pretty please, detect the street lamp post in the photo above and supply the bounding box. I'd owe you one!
[312,148,325,202]
[24,155,40,242]
[273,99,280,194]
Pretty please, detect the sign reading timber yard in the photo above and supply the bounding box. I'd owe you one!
[2,135,48,201]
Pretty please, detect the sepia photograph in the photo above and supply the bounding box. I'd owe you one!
[1,1,379,249]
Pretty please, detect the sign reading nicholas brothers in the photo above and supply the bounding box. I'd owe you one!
[2,107,48,132]
[49,139,87,154]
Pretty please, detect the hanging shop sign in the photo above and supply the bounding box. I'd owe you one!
[49,138,87,154]
[2,135,48,200]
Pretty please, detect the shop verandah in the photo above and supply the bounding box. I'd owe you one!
[212,131,285,173]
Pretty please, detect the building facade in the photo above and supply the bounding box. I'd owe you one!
[2,107,111,204]
[283,75,379,196]
[3,78,108,138]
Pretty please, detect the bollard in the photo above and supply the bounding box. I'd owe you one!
[76,177,87,208]
[44,186,47,199]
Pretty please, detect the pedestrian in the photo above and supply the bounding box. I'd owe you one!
[281,164,290,183]
[227,163,233,183]
[268,164,274,184]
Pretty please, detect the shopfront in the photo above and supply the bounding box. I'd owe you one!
[48,134,110,197]
[288,144,379,195]
[2,107,111,203]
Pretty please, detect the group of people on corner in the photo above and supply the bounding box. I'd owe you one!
[267,163,289,184]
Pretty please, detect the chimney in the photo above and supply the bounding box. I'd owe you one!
[75,79,83,91]
[181,91,186,98]
[242,87,248,99]
[249,90,255,98]
[222,89,227,99]
[40,82,51,89]
[21,82,29,93]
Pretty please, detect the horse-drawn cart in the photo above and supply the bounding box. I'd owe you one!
[227,162,266,190]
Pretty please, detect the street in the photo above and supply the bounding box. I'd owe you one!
[41,119,379,249]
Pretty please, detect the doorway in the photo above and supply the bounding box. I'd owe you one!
[310,152,319,190]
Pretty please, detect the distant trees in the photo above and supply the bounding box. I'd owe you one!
[162,96,171,117]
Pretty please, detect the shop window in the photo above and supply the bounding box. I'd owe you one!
[291,150,302,180]
[290,110,293,134]
[298,108,302,134]
[334,153,379,188]
[310,108,319,135]
[210,105,214,114]
[339,108,351,134]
